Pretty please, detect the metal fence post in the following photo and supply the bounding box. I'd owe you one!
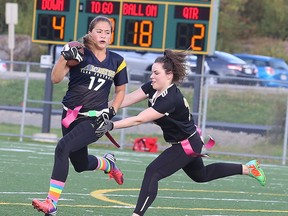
[193,55,205,126]
[19,63,30,142]
[201,76,209,139]
[119,73,130,149]
[119,107,127,149]
[282,97,288,165]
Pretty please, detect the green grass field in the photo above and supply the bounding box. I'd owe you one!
[1,140,288,216]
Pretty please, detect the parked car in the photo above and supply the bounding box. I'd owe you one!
[112,49,206,85]
[111,50,161,83]
[233,53,288,88]
[0,59,7,72]
[205,51,258,85]
[183,55,210,86]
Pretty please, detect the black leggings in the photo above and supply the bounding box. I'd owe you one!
[51,111,99,182]
[133,133,242,215]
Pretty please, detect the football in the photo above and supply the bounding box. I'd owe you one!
[65,41,84,67]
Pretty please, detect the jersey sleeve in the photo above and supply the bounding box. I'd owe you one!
[111,52,128,86]
[141,81,153,95]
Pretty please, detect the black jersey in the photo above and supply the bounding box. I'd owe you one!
[141,82,196,142]
[62,49,128,111]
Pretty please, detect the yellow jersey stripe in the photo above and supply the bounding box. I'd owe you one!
[116,60,127,74]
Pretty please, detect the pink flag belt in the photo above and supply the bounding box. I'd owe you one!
[171,126,216,158]
[61,105,109,128]
[61,105,120,148]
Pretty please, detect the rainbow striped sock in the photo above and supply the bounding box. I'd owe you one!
[47,179,65,205]
[96,157,111,173]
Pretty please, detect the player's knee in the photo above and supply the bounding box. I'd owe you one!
[144,164,162,182]
[145,164,157,175]
[70,159,87,173]
[193,177,206,183]
[55,139,68,157]
[191,174,208,183]
[73,165,85,173]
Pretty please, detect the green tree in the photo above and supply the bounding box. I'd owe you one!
[2,0,288,61]
[0,0,33,35]
[217,0,288,59]
[259,0,288,40]
[239,0,265,38]
[217,0,249,52]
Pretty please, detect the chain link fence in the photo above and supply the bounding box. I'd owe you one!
[0,61,287,165]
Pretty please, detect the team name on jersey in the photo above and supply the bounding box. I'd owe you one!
[81,64,115,80]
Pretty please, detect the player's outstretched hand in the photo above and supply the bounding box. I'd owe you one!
[95,119,114,138]
[95,106,116,126]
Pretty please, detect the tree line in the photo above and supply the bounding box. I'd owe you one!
[0,0,288,60]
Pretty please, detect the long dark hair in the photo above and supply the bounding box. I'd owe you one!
[154,49,187,83]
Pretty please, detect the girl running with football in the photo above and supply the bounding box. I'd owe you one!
[96,49,266,216]
[32,16,128,215]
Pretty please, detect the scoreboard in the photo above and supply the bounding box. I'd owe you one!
[32,0,219,54]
